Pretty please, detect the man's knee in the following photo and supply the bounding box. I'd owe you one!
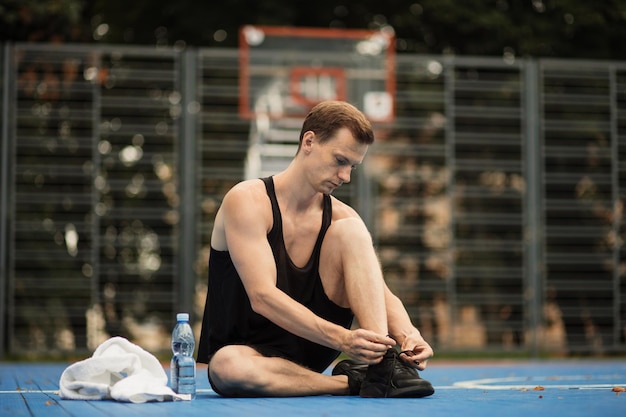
[326,217,371,240]
[321,218,373,265]
[208,346,256,397]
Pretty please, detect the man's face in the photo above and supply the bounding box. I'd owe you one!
[304,127,369,194]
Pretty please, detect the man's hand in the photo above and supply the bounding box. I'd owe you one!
[341,329,395,364]
[398,331,434,371]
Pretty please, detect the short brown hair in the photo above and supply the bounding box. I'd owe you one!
[298,101,374,150]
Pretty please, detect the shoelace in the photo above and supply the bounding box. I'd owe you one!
[400,350,420,366]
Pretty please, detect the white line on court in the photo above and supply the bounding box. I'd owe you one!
[0,388,218,395]
[450,374,626,390]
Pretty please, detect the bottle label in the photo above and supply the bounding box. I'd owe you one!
[178,365,195,378]
[171,354,196,400]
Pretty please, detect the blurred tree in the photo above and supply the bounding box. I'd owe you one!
[404,0,626,59]
[0,0,89,42]
[1,0,625,59]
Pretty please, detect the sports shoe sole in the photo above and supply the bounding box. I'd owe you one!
[361,379,435,398]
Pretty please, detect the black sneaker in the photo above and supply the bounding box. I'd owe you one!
[360,349,435,398]
[332,359,368,396]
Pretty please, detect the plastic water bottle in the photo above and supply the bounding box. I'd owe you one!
[170,312,196,400]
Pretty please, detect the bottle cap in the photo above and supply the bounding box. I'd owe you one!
[176,313,189,322]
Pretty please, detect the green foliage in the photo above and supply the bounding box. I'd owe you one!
[1,1,625,61]
[0,0,88,42]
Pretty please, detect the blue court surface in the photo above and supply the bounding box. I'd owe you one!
[1,360,625,417]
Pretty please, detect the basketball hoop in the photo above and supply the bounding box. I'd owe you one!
[239,25,396,123]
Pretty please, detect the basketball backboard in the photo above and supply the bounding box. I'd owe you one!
[239,25,396,123]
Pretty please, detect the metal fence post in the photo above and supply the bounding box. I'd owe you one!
[523,59,542,356]
[90,49,102,343]
[609,64,621,348]
[443,57,457,347]
[0,43,14,358]
[0,43,9,358]
[178,48,199,315]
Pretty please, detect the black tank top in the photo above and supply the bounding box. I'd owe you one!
[197,177,353,372]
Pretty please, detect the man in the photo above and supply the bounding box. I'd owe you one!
[197,100,434,398]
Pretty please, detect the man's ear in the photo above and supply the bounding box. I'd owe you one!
[302,131,315,154]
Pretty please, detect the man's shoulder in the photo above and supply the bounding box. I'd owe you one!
[226,179,267,200]
[219,179,272,229]
[219,179,271,218]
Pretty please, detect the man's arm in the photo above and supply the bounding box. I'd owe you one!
[220,182,392,363]
[384,286,434,370]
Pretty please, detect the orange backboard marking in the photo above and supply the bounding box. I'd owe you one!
[289,67,346,107]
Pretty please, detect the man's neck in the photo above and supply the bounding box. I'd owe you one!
[272,168,323,213]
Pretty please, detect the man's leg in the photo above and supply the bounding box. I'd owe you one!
[208,345,350,397]
[319,217,389,336]
[319,218,435,398]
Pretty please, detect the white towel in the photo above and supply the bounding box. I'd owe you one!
[59,336,187,403]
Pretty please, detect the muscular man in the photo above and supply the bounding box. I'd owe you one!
[197,100,434,398]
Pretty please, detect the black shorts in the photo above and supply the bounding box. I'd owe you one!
[198,253,354,373]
